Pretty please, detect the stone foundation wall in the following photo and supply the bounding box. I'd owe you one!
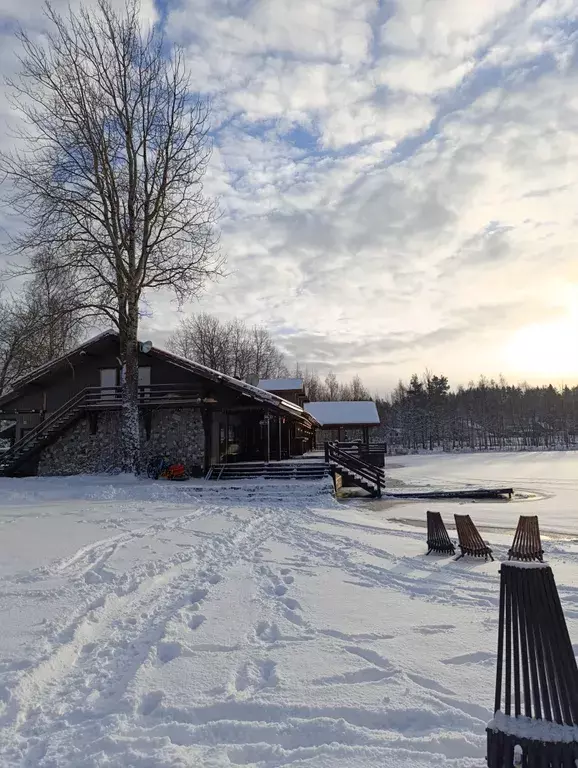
[38,408,205,476]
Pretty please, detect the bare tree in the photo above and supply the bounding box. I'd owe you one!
[325,371,339,400]
[0,271,85,395]
[168,313,286,379]
[348,374,371,401]
[169,313,228,371]
[1,0,221,471]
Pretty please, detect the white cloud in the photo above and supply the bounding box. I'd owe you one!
[3,0,578,391]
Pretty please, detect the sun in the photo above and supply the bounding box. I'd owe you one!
[503,314,578,379]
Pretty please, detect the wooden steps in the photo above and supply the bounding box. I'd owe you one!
[206,461,329,481]
[326,442,384,498]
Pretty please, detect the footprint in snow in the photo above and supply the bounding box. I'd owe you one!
[255,621,281,643]
[345,646,396,672]
[207,573,222,585]
[235,659,278,693]
[274,584,287,597]
[140,690,164,715]
[189,614,206,631]
[313,667,394,686]
[157,641,182,663]
[441,651,494,666]
[189,588,208,605]
[414,624,456,635]
[282,597,301,611]
[406,672,456,695]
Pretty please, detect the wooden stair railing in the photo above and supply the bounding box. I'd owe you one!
[487,561,578,767]
[0,388,89,474]
[0,385,207,475]
[325,442,382,497]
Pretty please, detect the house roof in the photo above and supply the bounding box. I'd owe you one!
[258,378,304,392]
[304,401,380,427]
[0,330,118,407]
[0,331,317,427]
[150,348,314,424]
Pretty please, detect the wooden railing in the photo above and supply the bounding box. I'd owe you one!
[0,385,207,473]
[325,441,382,497]
[84,385,204,407]
[0,387,89,467]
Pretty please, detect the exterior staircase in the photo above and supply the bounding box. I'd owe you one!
[326,442,384,498]
[0,390,88,476]
[206,461,329,482]
[0,385,206,477]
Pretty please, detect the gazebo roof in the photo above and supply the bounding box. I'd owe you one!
[304,401,380,427]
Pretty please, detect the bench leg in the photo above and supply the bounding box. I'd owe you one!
[454,552,465,561]
[426,548,432,556]
[489,552,495,562]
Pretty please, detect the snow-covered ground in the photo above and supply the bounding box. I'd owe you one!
[0,453,577,767]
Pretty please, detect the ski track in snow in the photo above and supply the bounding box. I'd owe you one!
[1,456,577,766]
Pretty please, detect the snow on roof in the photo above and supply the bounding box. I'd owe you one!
[0,331,316,425]
[151,348,312,422]
[304,401,380,427]
[258,378,304,392]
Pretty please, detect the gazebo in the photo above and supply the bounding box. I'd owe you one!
[304,401,380,446]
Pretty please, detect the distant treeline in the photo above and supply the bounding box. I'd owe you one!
[375,373,578,452]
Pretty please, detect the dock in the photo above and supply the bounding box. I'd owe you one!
[385,487,514,501]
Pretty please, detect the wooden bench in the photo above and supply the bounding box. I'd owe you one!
[508,515,544,562]
[426,511,455,555]
[454,514,494,561]
[487,562,578,767]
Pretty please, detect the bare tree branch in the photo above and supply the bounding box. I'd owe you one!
[1,0,223,471]
[168,314,287,381]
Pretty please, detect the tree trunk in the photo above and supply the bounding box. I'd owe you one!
[121,301,140,474]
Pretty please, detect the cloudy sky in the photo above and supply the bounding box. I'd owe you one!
[1,0,578,393]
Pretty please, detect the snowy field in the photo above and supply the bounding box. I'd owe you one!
[0,453,577,767]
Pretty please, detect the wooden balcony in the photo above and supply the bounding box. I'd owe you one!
[84,385,211,409]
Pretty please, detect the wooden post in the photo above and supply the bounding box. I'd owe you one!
[338,426,343,442]
[278,416,282,461]
[266,413,270,463]
[201,408,212,474]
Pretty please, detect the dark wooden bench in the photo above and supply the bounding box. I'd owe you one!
[426,511,455,555]
[454,514,494,561]
[508,515,544,562]
[487,562,578,767]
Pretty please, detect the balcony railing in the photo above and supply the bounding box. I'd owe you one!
[84,385,208,408]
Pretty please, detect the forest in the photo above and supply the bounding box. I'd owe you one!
[376,373,578,452]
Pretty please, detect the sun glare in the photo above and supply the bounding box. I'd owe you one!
[504,314,578,379]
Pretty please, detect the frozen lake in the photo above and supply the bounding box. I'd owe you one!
[385,450,578,535]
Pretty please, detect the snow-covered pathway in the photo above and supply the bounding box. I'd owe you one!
[0,458,577,767]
